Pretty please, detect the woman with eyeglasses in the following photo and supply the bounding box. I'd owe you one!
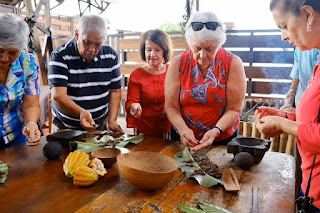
[254,0,320,211]
[165,11,246,151]
[125,29,173,138]
[0,14,41,150]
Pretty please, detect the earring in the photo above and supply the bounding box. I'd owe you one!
[307,23,311,32]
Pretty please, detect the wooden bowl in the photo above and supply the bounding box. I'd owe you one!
[117,151,178,191]
[91,148,121,167]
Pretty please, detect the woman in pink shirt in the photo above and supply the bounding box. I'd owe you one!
[255,0,320,211]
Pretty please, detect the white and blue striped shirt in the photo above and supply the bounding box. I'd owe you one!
[48,38,121,129]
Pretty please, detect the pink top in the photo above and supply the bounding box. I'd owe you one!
[296,63,320,208]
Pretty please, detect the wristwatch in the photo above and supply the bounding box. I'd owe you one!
[213,126,223,135]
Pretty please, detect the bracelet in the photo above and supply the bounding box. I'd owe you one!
[23,122,38,135]
[26,122,38,127]
[213,126,223,135]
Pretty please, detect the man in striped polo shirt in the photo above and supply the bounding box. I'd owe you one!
[48,15,123,133]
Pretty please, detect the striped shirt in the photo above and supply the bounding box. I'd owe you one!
[48,38,121,129]
[0,51,40,144]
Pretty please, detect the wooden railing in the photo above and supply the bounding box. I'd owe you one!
[107,29,293,100]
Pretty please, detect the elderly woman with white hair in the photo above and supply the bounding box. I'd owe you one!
[0,14,41,150]
[165,11,246,151]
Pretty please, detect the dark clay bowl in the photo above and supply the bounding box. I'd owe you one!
[46,129,88,148]
[91,147,121,167]
[227,136,271,163]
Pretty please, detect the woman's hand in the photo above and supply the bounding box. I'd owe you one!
[23,122,41,146]
[179,128,199,147]
[254,106,286,120]
[191,128,220,151]
[130,103,142,118]
[255,115,283,137]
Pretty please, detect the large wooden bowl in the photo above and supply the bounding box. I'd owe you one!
[91,148,121,167]
[117,151,178,190]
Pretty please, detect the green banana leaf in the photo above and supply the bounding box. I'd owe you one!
[69,134,144,153]
[177,199,231,213]
[0,161,8,184]
[174,147,223,187]
[177,204,205,213]
[195,199,232,213]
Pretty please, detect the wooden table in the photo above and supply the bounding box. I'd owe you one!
[0,136,295,213]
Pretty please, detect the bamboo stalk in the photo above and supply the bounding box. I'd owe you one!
[251,122,260,138]
[285,134,295,156]
[269,137,279,152]
[239,121,243,136]
[278,133,288,153]
[243,122,252,137]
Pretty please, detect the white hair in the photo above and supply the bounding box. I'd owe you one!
[185,11,226,47]
[76,14,107,40]
[0,14,29,50]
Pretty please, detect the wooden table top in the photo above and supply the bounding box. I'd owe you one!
[0,135,296,213]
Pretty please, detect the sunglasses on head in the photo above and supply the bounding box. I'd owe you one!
[191,22,220,31]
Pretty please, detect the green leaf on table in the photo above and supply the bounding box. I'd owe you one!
[70,134,144,152]
[0,161,8,184]
[174,147,223,187]
[177,204,205,213]
[70,141,100,153]
[99,135,115,142]
[115,134,144,147]
[85,137,99,144]
[195,199,232,213]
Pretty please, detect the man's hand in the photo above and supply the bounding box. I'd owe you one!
[80,110,96,131]
[108,120,124,134]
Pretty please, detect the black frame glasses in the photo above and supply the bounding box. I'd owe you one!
[191,22,220,31]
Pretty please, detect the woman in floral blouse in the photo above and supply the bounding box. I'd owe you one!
[0,14,41,150]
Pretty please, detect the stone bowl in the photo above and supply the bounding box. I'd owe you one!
[46,129,88,148]
[227,136,271,163]
[91,147,121,167]
[117,151,178,191]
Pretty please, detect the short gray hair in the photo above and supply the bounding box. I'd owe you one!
[0,13,29,50]
[185,11,226,47]
[76,14,107,40]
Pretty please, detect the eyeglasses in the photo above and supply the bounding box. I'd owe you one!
[191,22,220,31]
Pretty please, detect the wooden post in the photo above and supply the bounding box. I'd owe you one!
[278,133,288,153]
[269,137,279,152]
[196,0,199,11]
[239,121,243,136]
[285,134,295,156]
[251,122,260,138]
[23,0,51,85]
[243,122,252,137]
